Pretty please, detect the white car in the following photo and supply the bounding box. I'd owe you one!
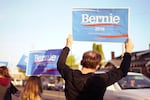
[103,72,150,100]
[11,79,23,86]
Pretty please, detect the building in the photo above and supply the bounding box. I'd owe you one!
[130,50,150,78]
[104,50,150,79]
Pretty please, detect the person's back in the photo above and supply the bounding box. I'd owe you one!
[64,70,107,100]
[57,35,134,100]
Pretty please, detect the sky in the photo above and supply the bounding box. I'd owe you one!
[0,0,150,73]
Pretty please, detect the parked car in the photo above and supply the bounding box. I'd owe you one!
[11,79,23,87]
[47,82,64,91]
[103,72,150,100]
[47,82,56,90]
[55,82,65,91]
[42,80,49,90]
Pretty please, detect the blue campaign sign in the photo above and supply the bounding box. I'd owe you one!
[26,49,62,76]
[0,61,8,67]
[72,8,129,43]
[17,54,27,71]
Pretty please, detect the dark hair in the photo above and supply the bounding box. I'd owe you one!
[0,66,11,78]
[81,51,101,69]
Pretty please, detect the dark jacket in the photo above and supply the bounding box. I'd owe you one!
[57,47,131,100]
[0,77,19,100]
[4,83,19,100]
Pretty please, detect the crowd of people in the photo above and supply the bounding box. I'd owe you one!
[0,66,43,100]
[0,35,134,100]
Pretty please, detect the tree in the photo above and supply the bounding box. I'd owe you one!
[66,55,79,69]
[93,43,105,65]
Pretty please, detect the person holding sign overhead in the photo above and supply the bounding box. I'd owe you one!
[57,34,134,100]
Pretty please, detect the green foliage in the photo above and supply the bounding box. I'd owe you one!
[18,67,25,73]
[92,43,105,65]
[93,43,97,51]
[66,55,79,69]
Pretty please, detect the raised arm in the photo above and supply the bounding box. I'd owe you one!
[104,38,134,86]
[57,34,73,79]
[119,38,134,76]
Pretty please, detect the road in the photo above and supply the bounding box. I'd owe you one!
[42,90,65,100]
[12,87,66,100]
